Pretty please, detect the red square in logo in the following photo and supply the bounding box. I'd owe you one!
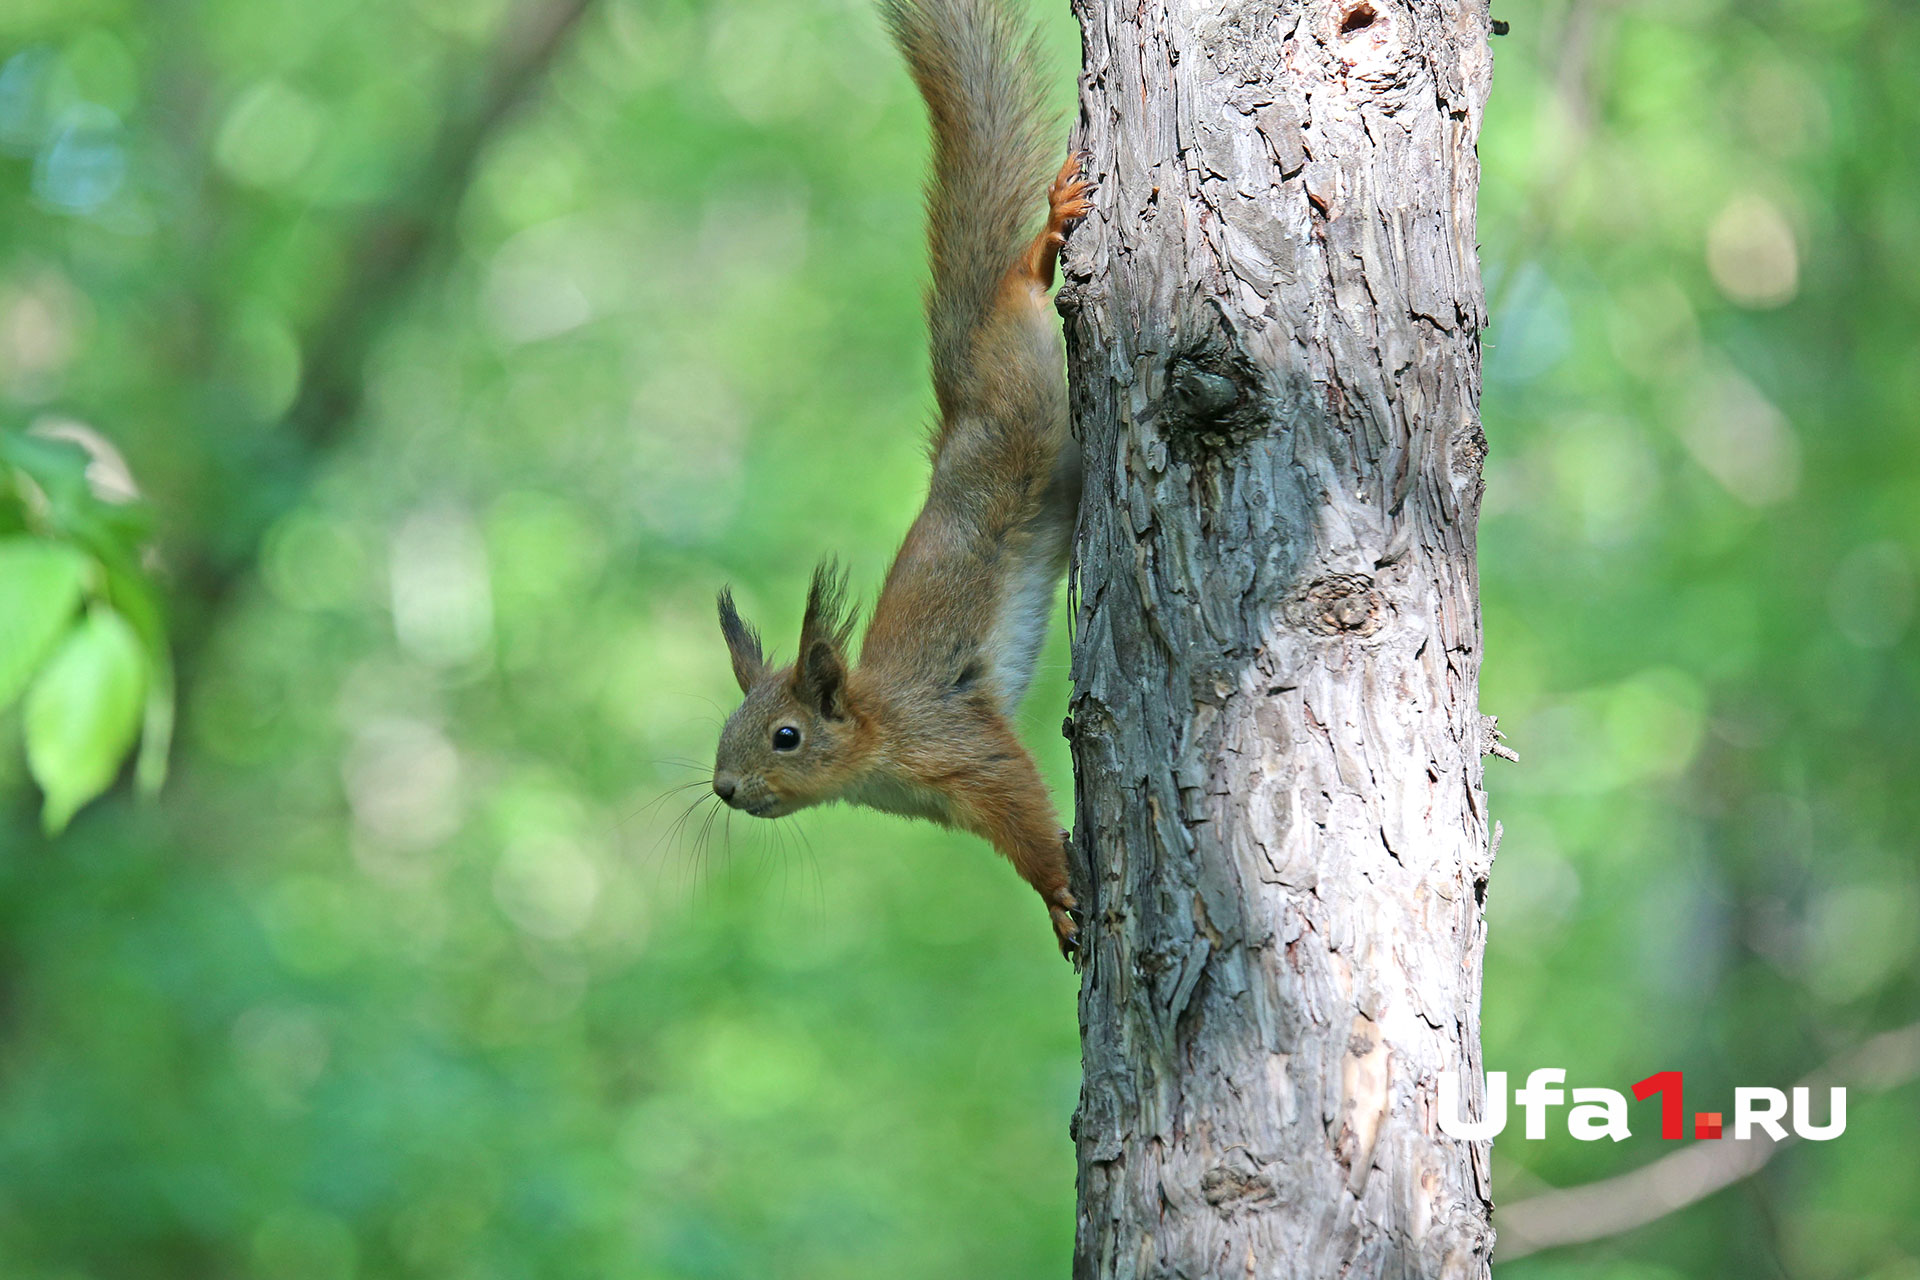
[1695,1112,1723,1140]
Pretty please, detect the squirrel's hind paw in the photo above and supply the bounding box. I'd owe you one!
[1048,152,1095,229]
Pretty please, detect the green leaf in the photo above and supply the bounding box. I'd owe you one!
[99,554,175,796]
[24,607,149,834]
[0,536,93,713]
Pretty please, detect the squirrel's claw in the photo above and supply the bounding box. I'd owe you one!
[1048,882,1079,960]
[1052,908,1079,960]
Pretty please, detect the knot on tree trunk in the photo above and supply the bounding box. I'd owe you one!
[1157,332,1266,461]
[1290,573,1390,636]
[1201,1155,1282,1215]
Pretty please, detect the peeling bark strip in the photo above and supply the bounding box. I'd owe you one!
[1060,2,1497,1277]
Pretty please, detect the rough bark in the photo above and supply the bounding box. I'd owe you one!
[1059,2,1497,1277]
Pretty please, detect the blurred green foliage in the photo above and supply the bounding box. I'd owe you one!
[0,0,1913,1277]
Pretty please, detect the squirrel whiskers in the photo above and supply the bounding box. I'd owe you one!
[710,0,1090,956]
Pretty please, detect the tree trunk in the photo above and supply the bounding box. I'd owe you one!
[1059,2,1497,1277]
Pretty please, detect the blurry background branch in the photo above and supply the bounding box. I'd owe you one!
[285,0,598,457]
[175,0,600,668]
[1497,1021,1920,1261]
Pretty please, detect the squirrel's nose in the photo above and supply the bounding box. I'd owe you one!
[713,777,737,802]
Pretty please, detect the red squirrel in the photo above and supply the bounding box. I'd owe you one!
[709,0,1090,956]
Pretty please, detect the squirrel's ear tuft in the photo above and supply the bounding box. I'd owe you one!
[717,588,765,694]
[795,560,856,718]
[798,560,857,654]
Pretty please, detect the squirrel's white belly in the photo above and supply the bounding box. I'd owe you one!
[850,773,955,825]
[988,554,1060,712]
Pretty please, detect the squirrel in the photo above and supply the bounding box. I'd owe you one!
[708,0,1090,957]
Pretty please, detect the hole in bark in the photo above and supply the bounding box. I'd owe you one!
[1340,3,1378,34]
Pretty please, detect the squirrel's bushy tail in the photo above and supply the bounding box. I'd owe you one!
[880,0,1056,417]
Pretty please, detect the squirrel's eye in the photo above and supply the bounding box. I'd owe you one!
[772,725,801,751]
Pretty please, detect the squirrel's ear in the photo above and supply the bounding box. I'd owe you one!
[795,561,856,718]
[796,639,848,719]
[717,588,765,694]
